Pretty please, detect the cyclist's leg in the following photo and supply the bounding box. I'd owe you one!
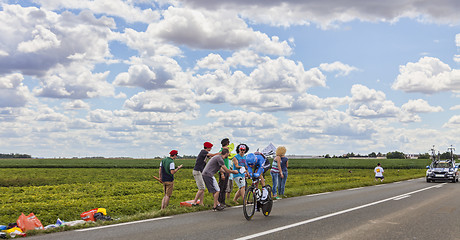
[256,167,265,187]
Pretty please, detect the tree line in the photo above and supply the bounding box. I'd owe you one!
[325,151,458,160]
[0,153,32,158]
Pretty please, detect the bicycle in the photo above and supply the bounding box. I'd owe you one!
[243,176,273,220]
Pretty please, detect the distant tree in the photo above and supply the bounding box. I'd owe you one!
[377,152,383,157]
[369,152,377,158]
[439,151,457,160]
[386,151,405,159]
[418,153,430,159]
[346,152,355,158]
[325,154,331,158]
[0,153,32,158]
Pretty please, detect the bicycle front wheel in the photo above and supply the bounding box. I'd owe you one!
[243,186,256,220]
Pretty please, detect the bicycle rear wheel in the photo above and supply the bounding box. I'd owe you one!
[243,186,256,220]
[262,185,273,217]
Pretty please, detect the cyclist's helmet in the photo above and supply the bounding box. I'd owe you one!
[246,153,256,165]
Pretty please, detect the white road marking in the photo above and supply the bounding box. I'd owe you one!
[75,216,172,232]
[393,195,410,200]
[234,183,447,240]
[308,192,331,197]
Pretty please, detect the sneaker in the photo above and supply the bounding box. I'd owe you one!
[275,196,282,200]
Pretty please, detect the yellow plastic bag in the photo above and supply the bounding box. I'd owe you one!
[97,208,107,216]
[4,227,22,233]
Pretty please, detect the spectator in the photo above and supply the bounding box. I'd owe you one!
[276,146,289,198]
[218,138,231,207]
[191,142,218,206]
[270,148,282,200]
[202,148,238,211]
[159,150,183,209]
[374,163,384,182]
[232,143,249,204]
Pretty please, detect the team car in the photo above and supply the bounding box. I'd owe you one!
[426,160,458,183]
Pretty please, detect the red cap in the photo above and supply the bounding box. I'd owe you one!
[204,142,213,148]
[169,150,178,156]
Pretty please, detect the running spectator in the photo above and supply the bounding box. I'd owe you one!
[191,142,218,206]
[232,143,249,204]
[202,148,238,211]
[159,150,183,209]
[374,163,384,182]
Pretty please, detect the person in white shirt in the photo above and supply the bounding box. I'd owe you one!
[374,163,384,182]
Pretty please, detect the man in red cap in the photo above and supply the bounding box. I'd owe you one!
[191,142,219,206]
[159,150,183,209]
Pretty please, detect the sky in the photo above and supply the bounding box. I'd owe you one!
[0,0,459,158]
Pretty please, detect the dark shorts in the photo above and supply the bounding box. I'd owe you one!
[375,176,384,179]
[203,175,220,193]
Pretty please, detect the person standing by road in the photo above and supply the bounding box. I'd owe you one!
[191,142,218,206]
[159,150,183,210]
[374,163,384,182]
[270,147,283,200]
[202,148,238,211]
[218,138,231,207]
[276,146,289,198]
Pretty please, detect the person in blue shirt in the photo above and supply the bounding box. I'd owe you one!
[246,152,266,187]
[231,143,249,204]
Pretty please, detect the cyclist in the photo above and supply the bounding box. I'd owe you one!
[246,153,267,189]
[246,152,270,212]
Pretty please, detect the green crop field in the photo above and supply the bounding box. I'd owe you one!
[0,157,431,169]
[0,157,428,235]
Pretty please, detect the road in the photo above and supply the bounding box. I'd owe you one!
[28,178,460,240]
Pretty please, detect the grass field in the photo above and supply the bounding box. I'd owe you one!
[0,157,431,169]
[0,157,428,234]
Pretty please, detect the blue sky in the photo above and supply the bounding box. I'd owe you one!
[0,0,459,158]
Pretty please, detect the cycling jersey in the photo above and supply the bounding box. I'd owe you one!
[247,153,266,178]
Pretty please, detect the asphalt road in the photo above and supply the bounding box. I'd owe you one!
[28,178,460,240]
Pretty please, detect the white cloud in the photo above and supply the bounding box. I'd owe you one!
[0,5,115,76]
[443,115,460,128]
[450,105,460,111]
[33,0,160,23]
[392,57,460,94]
[34,106,69,122]
[181,0,460,28]
[192,56,329,111]
[401,99,443,113]
[249,57,326,93]
[195,53,228,71]
[62,100,90,110]
[17,25,61,53]
[149,7,292,55]
[455,34,460,63]
[124,89,199,113]
[348,84,400,118]
[88,109,114,123]
[319,61,359,77]
[0,73,31,108]
[286,109,376,139]
[207,109,278,129]
[34,63,116,99]
[114,56,183,90]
